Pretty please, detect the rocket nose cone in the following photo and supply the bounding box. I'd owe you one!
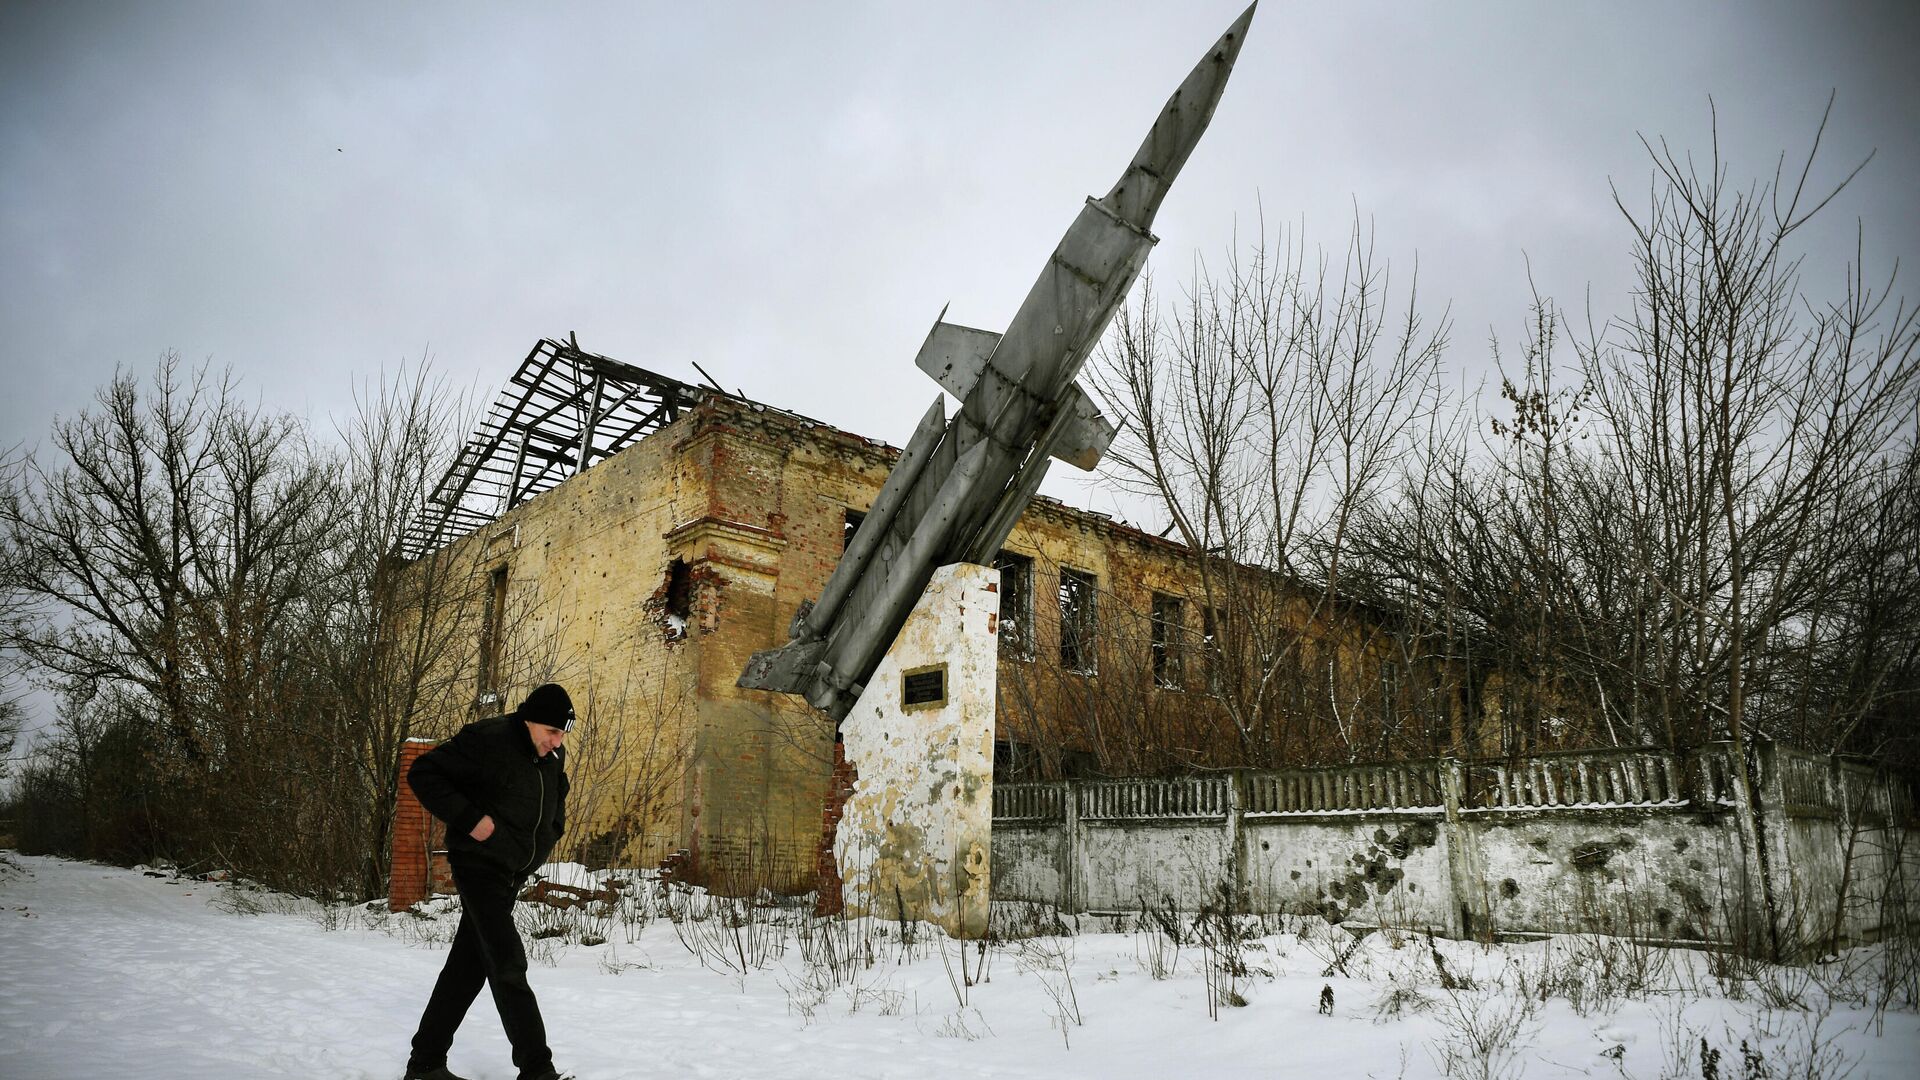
[1223,4,1257,63]
[1100,4,1259,228]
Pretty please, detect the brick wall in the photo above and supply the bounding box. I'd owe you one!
[813,740,858,916]
[389,740,450,911]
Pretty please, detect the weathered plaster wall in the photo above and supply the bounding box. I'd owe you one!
[1771,747,1920,943]
[1466,811,1752,940]
[1242,815,1456,930]
[1081,822,1230,911]
[989,822,1064,903]
[835,563,999,938]
[993,746,1917,948]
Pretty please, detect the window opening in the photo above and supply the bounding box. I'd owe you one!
[480,565,508,703]
[660,557,693,639]
[993,551,1034,659]
[1059,568,1098,675]
[1201,604,1225,695]
[1152,593,1184,689]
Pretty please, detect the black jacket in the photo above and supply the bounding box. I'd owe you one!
[408,715,569,879]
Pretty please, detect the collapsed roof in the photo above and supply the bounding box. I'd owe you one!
[400,337,720,559]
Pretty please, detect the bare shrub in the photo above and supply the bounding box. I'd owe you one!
[1192,896,1261,1016]
[1133,897,1183,979]
[1428,983,1540,1080]
[988,898,1072,940]
[1696,1005,1862,1080]
[1651,1001,1701,1080]
[1371,975,1435,1023]
[937,928,992,1008]
[931,1008,993,1041]
[1299,918,1371,979]
[664,880,791,975]
[1012,934,1083,1047]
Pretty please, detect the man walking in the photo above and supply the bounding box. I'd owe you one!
[403,683,575,1080]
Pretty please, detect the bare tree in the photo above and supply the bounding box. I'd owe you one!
[1092,213,1448,766]
[1345,293,1641,756]
[0,355,499,898]
[0,444,29,783]
[1340,104,1919,780]
[1574,101,1920,956]
[563,666,695,871]
[304,364,482,894]
[0,698,20,787]
[1580,102,1917,754]
[0,355,336,755]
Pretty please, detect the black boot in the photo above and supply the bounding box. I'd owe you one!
[403,1066,473,1080]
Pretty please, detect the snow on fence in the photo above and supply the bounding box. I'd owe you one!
[991,781,1065,821]
[1772,746,1911,824]
[1245,761,1443,815]
[989,741,1919,950]
[1078,776,1231,820]
[1464,748,1689,810]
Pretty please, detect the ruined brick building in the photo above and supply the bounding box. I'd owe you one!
[396,340,1474,891]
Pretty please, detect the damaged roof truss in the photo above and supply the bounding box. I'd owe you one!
[401,337,712,558]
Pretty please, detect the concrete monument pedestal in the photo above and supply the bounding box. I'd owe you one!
[833,563,998,938]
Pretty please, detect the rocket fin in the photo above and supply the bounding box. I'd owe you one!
[737,638,827,694]
[913,320,1002,401]
[916,317,1112,470]
[1051,382,1117,471]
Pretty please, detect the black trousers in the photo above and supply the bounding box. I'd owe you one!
[408,861,553,1079]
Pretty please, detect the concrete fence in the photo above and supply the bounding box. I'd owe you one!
[991,742,1919,951]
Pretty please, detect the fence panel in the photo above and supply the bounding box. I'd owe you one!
[992,782,1066,822]
[1243,762,1444,815]
[1465,749,1687,810]
[1775,746,1837,817]
[1830,759,1894,825]
[1691,744,1738,806]
[1076,776,1229,820]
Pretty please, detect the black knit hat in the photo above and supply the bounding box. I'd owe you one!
[516,683,574,732]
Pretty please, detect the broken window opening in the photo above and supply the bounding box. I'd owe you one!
[993,738,1039,782]
[479,564,508,704]
[1201,604,1225,697]
[664,557,692,638]
[1151,592,1184,690]
[993,550,1034,660]
[1059,567,1098,675]
[842,508,866,552]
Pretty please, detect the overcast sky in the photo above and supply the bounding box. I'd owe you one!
[3,0,1917,523]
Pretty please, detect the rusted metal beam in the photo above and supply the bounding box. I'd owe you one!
[400,337,715,559]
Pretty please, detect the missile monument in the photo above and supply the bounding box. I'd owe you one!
[738,5,1257,934]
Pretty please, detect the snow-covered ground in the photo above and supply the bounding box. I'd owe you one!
[2,851,1915,1079]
